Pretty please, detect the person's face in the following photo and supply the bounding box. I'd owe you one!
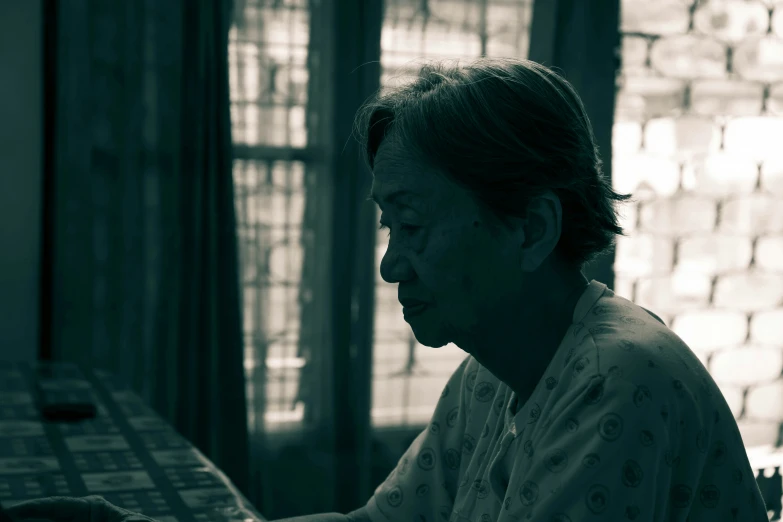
[371,138,528,348]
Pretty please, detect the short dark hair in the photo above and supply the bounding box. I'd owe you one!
[353,57,632,269]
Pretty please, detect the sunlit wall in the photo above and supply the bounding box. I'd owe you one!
[614,0,783,448]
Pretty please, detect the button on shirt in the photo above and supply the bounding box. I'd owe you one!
[363,280,769,522]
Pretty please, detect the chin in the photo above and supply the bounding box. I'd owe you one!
[408,325,450,348]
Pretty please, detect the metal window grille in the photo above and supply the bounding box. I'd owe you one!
[229,0,312,433]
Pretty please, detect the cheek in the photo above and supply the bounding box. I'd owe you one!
[415,226,479,288]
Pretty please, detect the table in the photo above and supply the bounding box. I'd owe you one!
[0,361,265,522]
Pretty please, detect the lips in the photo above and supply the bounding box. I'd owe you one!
[402,302,428,318]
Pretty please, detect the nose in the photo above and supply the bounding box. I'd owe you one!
[379,245,414,284]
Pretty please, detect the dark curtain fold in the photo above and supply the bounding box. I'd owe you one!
[50,0,250,499]
[175,0,251,497]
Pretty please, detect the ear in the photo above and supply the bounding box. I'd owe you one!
[519,191,562,272]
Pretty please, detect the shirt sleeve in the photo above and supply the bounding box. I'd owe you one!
[503,374,675,522]
[364,356,473,522]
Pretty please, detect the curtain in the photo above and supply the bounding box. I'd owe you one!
[49,0,251,499]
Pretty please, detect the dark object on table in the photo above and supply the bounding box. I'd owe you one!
[40,401,97,422]
[35,383,97,422]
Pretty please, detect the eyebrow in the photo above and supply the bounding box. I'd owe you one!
[366,189,421,208]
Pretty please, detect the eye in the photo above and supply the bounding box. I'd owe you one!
[378,222,420,237]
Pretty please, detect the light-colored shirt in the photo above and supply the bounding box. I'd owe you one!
[364,280,769,522]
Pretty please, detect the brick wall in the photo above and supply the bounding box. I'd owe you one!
[613,0,783,448]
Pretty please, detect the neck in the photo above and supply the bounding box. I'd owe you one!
[463,266,589,402]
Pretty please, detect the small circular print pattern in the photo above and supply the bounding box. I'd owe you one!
[712,440,727,466]
[598,413,624,441]
[639,430,654,447]
[670,484,692,509]
[621,460,643,487]
[585,484,610,514]
[462,434,476,455]
[583,377,604,405]
[621,316,645,325]
[474,382,495,402]
[573,357,590,376]
[443,448,461,470]
[589,325,613,335]
[519,480,539,506]
[446,407,459,428]
[664,451,675,467]
[544,449,569,473]
[386,485,403,507]
[583,453,601,468]
[528,403,541,424]
[465,370,477,392]
[472,479,490,499]
[523,439,534,458]
[417,448,435,470]
[632,386,652,407]
[699,484,721,508]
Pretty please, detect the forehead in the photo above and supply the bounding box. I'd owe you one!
[370,140,443,204]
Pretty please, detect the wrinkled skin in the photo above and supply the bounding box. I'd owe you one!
[371,136,589,401]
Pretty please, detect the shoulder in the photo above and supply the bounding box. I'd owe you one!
[536,292,731,436]
[569,289,711,393]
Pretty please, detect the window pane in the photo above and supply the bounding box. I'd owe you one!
[229,3,309,147]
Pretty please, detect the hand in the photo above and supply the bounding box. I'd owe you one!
[3,496,157,522]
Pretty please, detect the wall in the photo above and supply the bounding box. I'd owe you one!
[0,0,43,363]
[614,0,783,449]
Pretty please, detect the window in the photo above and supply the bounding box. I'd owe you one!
[229,0,312,431]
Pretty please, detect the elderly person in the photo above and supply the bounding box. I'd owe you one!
[6,58,768,522]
